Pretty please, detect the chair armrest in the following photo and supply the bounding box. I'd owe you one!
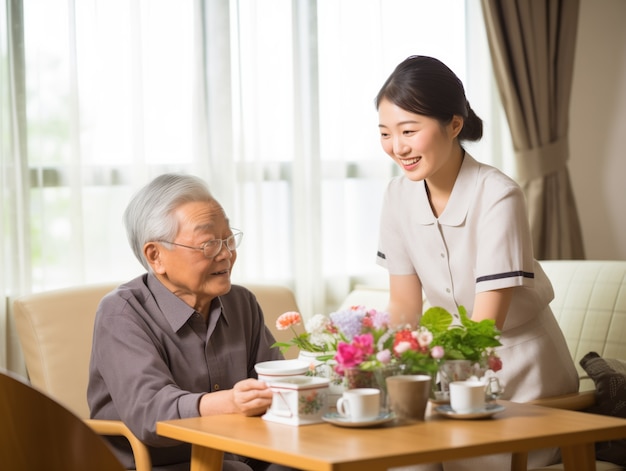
[527,390,596,411]
[85,419,152,471]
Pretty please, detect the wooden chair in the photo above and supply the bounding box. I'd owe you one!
[12,283,151,471]
[0,369,126,471]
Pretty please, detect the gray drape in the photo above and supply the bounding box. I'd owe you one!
[481,0,585,260]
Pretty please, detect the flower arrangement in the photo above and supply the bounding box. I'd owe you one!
[333,322,444,377]
[273,304,503,382]
[272,305,391,359]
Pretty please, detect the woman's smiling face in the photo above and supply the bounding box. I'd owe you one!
[378,98,462,182]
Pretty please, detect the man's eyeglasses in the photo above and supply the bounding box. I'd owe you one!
[159,230,243,258]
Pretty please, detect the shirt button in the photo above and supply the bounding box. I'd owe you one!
[446,288,451,293]
[213,384,220,391]
[440,253,445,258]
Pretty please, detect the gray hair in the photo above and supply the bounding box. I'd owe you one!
[123,173,217,271]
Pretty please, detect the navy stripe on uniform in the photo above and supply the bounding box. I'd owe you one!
[476,271,534,283]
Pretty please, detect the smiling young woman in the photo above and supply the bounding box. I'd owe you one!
[373,56,578,471]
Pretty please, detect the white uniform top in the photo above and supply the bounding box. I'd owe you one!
[377,154,578,402]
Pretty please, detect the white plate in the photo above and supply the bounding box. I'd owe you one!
[254,359,309,380]
[435,403,505,419]
[322,411,396,428]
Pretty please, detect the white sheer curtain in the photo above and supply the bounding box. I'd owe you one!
[0,0,510,373]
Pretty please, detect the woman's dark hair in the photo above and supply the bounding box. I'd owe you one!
[375,55,482,142]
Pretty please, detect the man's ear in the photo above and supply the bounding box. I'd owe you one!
[144,242,166,274]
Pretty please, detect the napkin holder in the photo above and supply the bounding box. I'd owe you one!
[262,375,330,426]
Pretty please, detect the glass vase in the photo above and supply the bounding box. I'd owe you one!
[434,359,478,403]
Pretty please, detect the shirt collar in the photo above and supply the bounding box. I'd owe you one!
[438,153,478,226]
[414,153,478,227]
[146,273,226,332]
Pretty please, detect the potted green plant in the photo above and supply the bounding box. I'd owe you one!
[419,306,503,400]
[420,306,502,365]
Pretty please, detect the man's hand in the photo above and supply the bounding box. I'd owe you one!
[231,378,274,416]
[198,378,273,417]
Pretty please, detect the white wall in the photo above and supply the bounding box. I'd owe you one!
[569,0,626,260]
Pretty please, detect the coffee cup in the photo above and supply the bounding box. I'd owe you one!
[336,388,380,421]
[449,379,486,414]
[386,374,431,421]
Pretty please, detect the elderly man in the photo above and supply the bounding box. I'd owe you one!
[88,174,286,471]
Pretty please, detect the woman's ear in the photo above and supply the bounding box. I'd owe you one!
[144,242,166,274]
[449,115,464,139]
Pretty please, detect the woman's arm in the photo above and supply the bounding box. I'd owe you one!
[471,288,514,330]
[388,273,423,328]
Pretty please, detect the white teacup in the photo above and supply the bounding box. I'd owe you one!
[336,388,380,421]
[449,379,487,413]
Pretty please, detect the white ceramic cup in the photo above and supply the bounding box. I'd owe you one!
[336,388,380,421]
[449,380,486,414]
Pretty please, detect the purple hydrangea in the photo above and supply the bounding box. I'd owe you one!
[329,308,366,341]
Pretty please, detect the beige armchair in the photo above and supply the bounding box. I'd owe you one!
[1,368,126,471]
[245,283,301,360]
[527,260,626,471]
[12,281,299,470]
[12,283,152,471]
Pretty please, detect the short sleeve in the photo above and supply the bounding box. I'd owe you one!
[376,178,420,275]
[474,180,535,293]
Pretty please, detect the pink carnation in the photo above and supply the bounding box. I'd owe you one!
[276,311,302,331]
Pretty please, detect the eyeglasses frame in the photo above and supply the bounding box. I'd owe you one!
[158,229,243,259]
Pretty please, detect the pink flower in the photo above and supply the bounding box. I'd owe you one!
[276,311,302,331]
[394,341,412,355]
[334,333,374,374]
[414,327,433,348]
[376,349,392,364]
[430,345,445,359]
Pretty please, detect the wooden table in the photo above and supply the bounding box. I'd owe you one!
[157,401,626,471]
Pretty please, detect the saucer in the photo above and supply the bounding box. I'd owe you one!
[322,411,396,428]
[434,403,505,419]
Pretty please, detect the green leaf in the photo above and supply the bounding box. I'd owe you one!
[419,305,502,363]
[420,307,453,333]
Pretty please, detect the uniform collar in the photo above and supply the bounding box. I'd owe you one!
[415,153,479,227]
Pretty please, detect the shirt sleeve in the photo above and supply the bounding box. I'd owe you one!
[376,178,420,275]
[474,182,535,293]
[89,295,201,446]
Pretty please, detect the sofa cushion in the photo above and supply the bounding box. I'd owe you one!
[580,351,626,466]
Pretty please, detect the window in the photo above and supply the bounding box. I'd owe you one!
[2,0,509,313]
